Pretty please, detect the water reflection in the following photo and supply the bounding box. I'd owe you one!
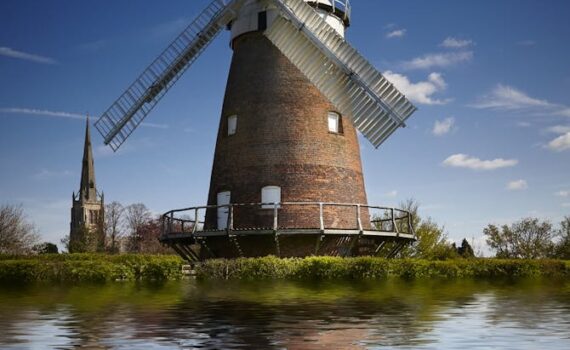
[0,279,569,349]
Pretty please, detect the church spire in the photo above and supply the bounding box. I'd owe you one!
[79,116,97,201]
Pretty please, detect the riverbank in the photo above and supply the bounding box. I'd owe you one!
[1,254,569,283]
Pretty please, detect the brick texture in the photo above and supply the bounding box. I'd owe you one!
[205,32,369,232]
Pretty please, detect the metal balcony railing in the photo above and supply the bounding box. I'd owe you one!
[161,201,415,238]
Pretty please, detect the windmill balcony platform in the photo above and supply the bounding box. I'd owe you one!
[160,202,416,261]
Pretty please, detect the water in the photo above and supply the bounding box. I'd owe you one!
[0,279,569,349]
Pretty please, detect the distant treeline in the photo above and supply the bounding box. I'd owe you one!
[374,199,570,260]
[0,202,172,255]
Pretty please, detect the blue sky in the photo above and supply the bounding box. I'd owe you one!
[1,0,569,252]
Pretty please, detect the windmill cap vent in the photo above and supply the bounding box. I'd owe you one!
[305,0,351,27]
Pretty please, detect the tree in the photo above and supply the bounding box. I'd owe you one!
[411,217,457,260]
[136,217,172,254]
[397,198,421,233]
[484,217,555,259]
[125,203,152,253]
[105,201,125,253]
[32,242,58,254]
[0,204,40,255]
[457,238,475,258]
[553,216,570,259]
[393,199,457,260]
[68,224,98,253]
[60,235,70,253]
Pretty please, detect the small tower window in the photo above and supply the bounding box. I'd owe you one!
[261,186,281,209]
[328,112,342,133]
[228,115,238,136]
[258,11,267,31]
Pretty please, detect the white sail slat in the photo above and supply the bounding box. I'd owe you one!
[266,0,417,147]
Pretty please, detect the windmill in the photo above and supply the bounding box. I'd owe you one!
[95,0,418,261]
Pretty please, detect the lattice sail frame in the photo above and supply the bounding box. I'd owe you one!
[266,0,416,147]
[95,0,416,151]
[95,0,243,151]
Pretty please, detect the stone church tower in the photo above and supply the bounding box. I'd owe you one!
[70,118,105,252]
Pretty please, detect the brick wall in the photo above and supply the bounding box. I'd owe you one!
[205,32,369,230]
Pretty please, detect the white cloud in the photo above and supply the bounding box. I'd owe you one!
[556,190,570,197]
[32,169,73,180]
[506,179,528,191]
[401,51,473,70]
[0,47,57,64]
[471,84,551,110]
[140,121,169,129]
[440,37,473,48]
[384,190,398,198]
[386,29,406,39]
[442,153,518,170]
[0,107,168,129]
[547,132,570,152]
[0,107,85,120]
[472,85,570,122]
[556,108,570,117]
[562,203,570,208]
[432,117,455,136]
[546,125,570,134]
[383,71,450,105]
[150,17,190,39]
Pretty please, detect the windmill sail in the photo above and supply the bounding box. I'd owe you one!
[95,0,242,151]
[266,0,417,148]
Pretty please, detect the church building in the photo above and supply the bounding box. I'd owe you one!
[69,118,105,252]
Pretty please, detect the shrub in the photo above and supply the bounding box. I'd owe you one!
[0,254,184,284]
[195,257,570,281]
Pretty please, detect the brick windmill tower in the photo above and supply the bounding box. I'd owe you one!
[95,0,418,261]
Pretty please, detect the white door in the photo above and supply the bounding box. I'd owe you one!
[217,191,231,230]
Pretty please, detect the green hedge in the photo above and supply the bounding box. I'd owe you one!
[1,255,569,283]
[0,254,184,283]
[196,256,570,280]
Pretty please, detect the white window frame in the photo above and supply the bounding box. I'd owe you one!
[328,112,340,133]
[261,186,281,209]
[227,115,238,136]
[217,191,231,229]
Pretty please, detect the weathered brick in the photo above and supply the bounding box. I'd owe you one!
[205,32,369,231]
